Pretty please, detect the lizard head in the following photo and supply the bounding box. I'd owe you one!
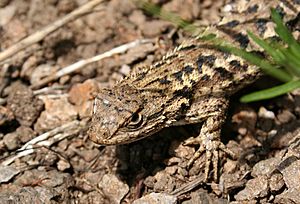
[88,85,167,145]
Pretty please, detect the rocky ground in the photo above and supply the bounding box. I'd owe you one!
[0,0,300,203]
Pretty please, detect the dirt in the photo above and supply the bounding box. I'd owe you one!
[0,0,300,203]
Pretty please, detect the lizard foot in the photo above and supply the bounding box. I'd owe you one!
[184,117,236,181]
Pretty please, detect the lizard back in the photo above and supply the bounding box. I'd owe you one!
[88,0,300,145]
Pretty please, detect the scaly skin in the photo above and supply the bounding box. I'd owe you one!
[88,0,300,180]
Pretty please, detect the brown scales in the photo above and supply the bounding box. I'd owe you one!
[88,0,300,181]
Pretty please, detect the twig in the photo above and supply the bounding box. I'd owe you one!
[30,38,153,89]
[1,119,87,166]
[0,0,107,63]
[170,175,205,196]
[33,85,67,96]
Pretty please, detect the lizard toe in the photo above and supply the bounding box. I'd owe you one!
[185,137,235,182]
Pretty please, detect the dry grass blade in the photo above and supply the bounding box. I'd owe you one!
[30,38,153,89]
[1,119,87,166]
[0,0,107,63]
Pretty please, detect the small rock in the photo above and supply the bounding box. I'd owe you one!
[152,171,176,192]
[258,107,275,119]
[34,95,77,133]
[133,192,177,204]
[165,166,177,175]
[0,5,15,25]
[6,83,43,127]
[111,72,123,82]
[258,107,275,132]
[163,0,201,21]
[141,20,170,37]
[129,10,146,26]
[269,173,284,193]
[98,174,129,204]
[81,172,103,191]
[68,79,99,118]
[3,18,27,45]
[0,105,14,126]
[81,191,106,203]
[80,148,99,162]
[252,157,280,177]
[0,165,20,183]
[182,190,228,204]
[42,152,59,166]
[16,126,36,143]
[144,176,156,189]
[225,140,242,162]
[276,109,296,124]
[218,168,249,194]
[275,188,300,204]
[279,158,300,190]
[286,133,300,159]
[48,170,75,188]
[30,64,59,85]
[57,159,71,171]
[232,109,257,135]
[238,127,247,135]
[223,160,238,174]
[235,175,269,201]
[170,140,194,159]
[57,0,77,13]
[57,138,69,151]
[0,187,48,203]
[9,169,74,203]
[119,64,131,76]
[3,132,20,150]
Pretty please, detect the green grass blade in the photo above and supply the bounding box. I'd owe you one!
[247,31,300,77]
[134,0,203,35]
[289,44,300,59]
[247,31,284,62]
[271,8,293,44]
[271,9,300,49]
[240,80,300,102]
[282,49,300,70]
[270,9,300,77]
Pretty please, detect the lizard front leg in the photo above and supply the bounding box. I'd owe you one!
[184,97,235,181]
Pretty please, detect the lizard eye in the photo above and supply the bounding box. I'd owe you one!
[128,112,143,129]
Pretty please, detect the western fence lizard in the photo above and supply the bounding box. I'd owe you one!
[88,0,300,180]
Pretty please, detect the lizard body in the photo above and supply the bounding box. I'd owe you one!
[88,0,300,180]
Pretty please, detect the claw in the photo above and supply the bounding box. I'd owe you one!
[182,97,237,181]
[186,138,235,181]
[184,115,235,181]
[186,143,205,168]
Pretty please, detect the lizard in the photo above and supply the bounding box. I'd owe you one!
[88,0,300,181]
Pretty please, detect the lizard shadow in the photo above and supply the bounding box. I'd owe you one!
[114,122,239,188]
[237,117,300,166]
[228,76,300,169]
[114,76,300,189]
[114,124,201,186]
